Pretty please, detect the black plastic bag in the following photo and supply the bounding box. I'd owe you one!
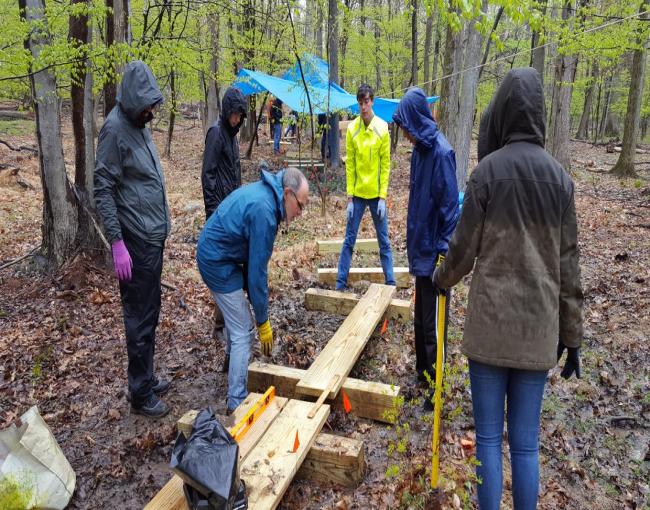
[170,407,240,510]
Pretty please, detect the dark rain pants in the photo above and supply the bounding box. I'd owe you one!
[414,276,450,382]
[118,228,164,407]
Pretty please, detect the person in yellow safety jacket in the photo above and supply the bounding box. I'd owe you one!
[336,83,396,289]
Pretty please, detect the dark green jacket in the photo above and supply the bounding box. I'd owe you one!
[436,67,583,370]
[94,60,170,246]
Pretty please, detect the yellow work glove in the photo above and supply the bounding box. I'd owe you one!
[258,320,273,356]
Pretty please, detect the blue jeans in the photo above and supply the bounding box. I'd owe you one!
[212,289,255,411]
[273,122,282,153]
[468,359,548,510]
[336,197,395,289]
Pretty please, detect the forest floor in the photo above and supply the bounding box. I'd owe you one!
[0,112,649,510]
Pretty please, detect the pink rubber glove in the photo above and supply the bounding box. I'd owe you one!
[111,239,132,282]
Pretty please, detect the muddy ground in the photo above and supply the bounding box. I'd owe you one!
[0,113,648,509]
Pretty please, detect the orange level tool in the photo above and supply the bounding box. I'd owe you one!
[229,386,276,443]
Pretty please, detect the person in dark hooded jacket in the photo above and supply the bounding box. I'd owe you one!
[393,87,459,399]
[94,60,172,419]
[201,87,248,220]
[433,68,583,510]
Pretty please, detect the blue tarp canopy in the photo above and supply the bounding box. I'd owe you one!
[232,54,439,123]
[233,68,358,115]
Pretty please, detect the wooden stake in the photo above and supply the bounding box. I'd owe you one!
[308,375,340,419]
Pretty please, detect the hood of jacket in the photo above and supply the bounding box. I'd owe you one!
[479,67,545,161]
[392,87,438,149]
[261,168,286,221]
[221,87,248,137]
[117,61,163,124]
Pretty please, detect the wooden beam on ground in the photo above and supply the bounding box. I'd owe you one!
[318,267,411,288]
[304,287,411,323]
[317,238,378,254]
[177,410,365,487]
[145,393,288,510]
[248,361,399,423]
[296,284,396,399]
[296,433,365,488]
[242,399,330,509]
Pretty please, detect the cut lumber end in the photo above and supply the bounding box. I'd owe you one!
[297,433,365,487]
[316,238,379,254]
[304,288,411,323]
[248,361,400,423]
[317,267,411,288]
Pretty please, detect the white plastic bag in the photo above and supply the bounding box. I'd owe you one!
[0,406,75,510]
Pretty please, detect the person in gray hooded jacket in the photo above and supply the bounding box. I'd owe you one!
[94,60,172,419]
[434,67,583,509]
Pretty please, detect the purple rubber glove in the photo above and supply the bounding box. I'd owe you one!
[111,239,132,282]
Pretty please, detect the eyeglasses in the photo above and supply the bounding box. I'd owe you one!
[289,189,305,213]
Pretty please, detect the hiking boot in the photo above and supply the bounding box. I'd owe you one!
[152,377,171,396]
[126,377,171,402]
[131,394,170,419]
[222,354,230,374]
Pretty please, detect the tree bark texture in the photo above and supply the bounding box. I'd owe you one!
[423,12,433,93]
[411,0,417,86]
[530,0,547,86]
[548,0,579,171]
[21,0,78,268]
[439,4,485,191]
[69,0,99,250]
[327,0,340,170]
[611,3,648,177]
[204,12,220,135]
[576,61,598,140]
[103,0,116,117]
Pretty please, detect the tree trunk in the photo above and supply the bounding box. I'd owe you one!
[430,17,441,95]
[477,6,504,83]
[103,0,116,117]
[423,13,433,93]
[438,20,462,139]
[530,0,547,86]
[455,1,486,190]
[316,2,323,57]
[165,70,177,158]
[374,6,381,92]
[576,61,598,140]
[21,0,77,269]
[69,0,99,250]
[597,72,613,141]
[611,3,648,177]
[327,0,340,170]
[547,0,580,170]
[411,0,417,86]
[204,12,220,135]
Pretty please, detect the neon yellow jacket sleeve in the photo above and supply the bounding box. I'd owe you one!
[346,124,356,196]
[379,126,391,199]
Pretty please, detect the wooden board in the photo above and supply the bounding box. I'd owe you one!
[177,412,365,487]
[317,238,378,254]
[296,284,396,399]
[248,361,399,423]
[304,287,411,323]
[145,393,288,510]
[318,266,411,288]
[241,399,330,509]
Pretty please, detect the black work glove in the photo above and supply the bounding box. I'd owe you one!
[557,341,581,379]
[431,253,446,291]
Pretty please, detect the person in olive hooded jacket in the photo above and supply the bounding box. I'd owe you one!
[434,67,583,510]
[95,60,172,419]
